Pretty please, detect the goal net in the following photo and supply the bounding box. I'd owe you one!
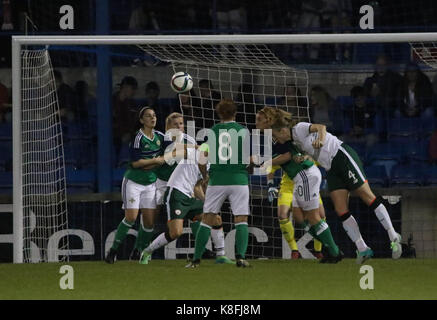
[19,49,69,263]
[12,33,437,262]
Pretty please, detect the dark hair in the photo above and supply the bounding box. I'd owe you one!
[120,76,138,89]
[350,86,365,98]
[199,79,213,89]
[138,106,154,119]
[216,99,237,120]
[145,81,160,92]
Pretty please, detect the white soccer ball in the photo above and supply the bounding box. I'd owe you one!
[170,72,193,93]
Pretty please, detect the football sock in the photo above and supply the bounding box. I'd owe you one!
[313,218,324,252]
[235,222,249,259]
[310,220,339,256]
[340,212,368,252]
[211,225,225,257]
[111,218,134,251]
[279,218,298,251]
[193,223,211,261]
[370,197,398,242]
[145,231,172,253]
[134,223,154,252]
[190,220,201,239]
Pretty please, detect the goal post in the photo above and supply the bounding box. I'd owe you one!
[12,33,437,263]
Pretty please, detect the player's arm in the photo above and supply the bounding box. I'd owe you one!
[309,123,327,149]
[131,157,165,169]
[194,179,206,201]
[271,152,292,166]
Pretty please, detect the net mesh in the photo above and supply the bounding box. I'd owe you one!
[21,49,69,263]
[410,42,437,69]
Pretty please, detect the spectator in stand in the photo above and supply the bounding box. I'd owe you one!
[216,1,247,32]
[363,55,402,117]
[112,76,139,153]
[343,86,378,147]
[235,83,257,130]
[75,80,96,135]
[54,70,76,123]
[145,81,177,133]
[309,86,336,132]
[277,84,308,120]
[128,2,160,32]
[396,62,433,118]
[0,81,10,123]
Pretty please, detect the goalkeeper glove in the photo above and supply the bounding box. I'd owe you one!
[267,179,279,203]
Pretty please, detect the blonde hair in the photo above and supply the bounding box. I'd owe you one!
[165,112,183,131]
[258,107,297,129]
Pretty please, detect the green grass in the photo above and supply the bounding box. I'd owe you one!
[1,259,436,300]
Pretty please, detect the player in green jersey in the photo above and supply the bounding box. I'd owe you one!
[105,107,167,263]
[187,99,252,268]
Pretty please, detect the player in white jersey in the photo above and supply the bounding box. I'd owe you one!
[265,107,402,264]
[139,144,234,265]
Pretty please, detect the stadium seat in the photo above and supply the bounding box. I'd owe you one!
[63,139,95,168]
[387,117,421,142]
[0,122,12,141]
[0,171,12,194]
[423,165,437,186]
[367,143,402,177]
[65,167,96,194]
[390,164,423,187]
[403,140,429,164]
[364,165,387,188]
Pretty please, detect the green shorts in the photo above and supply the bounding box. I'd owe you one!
[327,143,367,192]
[163,187,204,221]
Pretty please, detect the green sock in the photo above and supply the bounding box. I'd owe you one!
[193,223,211,261]
[310,220,339,256]
[190,221,200,239]
[235,223,249,259]
[134,225,154,251]
[111,218,134,251]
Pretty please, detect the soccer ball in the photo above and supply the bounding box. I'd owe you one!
[170,72,193,93]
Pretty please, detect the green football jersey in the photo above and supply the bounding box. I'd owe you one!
[272,140,314,180]
[207,121,249,186]
[123,129,165,185]
[155,133,197,181]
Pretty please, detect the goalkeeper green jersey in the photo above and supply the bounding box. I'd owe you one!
[124,129,165,185]
[207,121,249,186]
[273,140,314,180]
[155,133,197,181]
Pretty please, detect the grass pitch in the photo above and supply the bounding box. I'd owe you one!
[1,259,436,300]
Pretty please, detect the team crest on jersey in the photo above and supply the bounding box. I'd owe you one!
[157,140,161,146]
[175,209,181,216]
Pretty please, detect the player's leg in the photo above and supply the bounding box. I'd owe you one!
[207,214,234,264]
[132,183,158,256]
[313,197,325,257]
[189,186,227,267]
[327,158,373,264]
[229,185,251,268]
[105,178,140,263]
[353,182,402,258]
[277,182,299,257]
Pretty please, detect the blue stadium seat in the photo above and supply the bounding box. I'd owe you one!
[353,43,384,64]
[390,164,423,187]
[387,117,421,142]
[403,140,429,164]
[423,165,437,186]
[364,165,387,188]
[367,143,402,177]
[112,167,126,191]
[0,122,12,141]
[63,139,95,168]
[0,171,12,194]
[335,96,354,110]
[117,144,130,168]
[65,167,96,194]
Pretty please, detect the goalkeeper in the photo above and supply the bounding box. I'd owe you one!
[267,164,324,259]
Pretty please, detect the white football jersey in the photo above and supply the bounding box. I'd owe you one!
[292,122,342,170]
[166,147,206,198]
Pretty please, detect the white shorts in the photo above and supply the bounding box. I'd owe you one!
[203,185,250,215]
[292,165,321,212]
[155,178,168,206]
[121,177,157,210]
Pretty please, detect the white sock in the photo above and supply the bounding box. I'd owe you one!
[145,232,170,253]
[211,228,225,257]
[374,203,398,242]
[342,215,368,252]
